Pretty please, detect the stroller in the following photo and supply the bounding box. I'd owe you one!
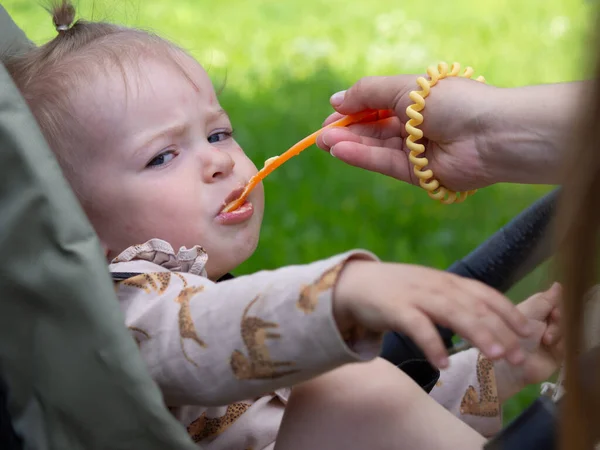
[0,6,565,449]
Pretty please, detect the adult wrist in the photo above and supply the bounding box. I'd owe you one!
[477,82,588,186]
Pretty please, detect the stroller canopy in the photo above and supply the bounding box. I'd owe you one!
[0,6,197,449]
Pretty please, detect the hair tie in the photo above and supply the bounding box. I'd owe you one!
[56,24,70,32]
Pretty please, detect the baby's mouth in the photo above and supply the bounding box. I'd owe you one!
[220,185,247,213]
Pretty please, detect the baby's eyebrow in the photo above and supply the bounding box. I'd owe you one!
[208,108,230,122]
[132,123,187,159]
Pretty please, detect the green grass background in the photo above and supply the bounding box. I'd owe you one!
[4,0,596,425]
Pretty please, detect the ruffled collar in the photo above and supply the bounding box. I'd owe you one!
[110,238,208,277]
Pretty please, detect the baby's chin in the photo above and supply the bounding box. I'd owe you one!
[235,227,261,262]
[205,229,261,279]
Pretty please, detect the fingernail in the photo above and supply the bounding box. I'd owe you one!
[330,145,338,158]
[437,356,449,368]
[522,322,533,335]
[510,349,526,365]
[330,90,346,106]
[321,132,330,148]
[488,344,504,358]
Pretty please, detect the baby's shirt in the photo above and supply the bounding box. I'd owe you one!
[110,239,502,448]
[110,239,383,407]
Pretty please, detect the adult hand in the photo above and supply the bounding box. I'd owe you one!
[317,74,583,190]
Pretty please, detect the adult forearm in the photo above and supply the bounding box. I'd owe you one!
[480,80,592,185]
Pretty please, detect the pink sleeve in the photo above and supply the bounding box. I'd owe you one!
[111,250,382,407]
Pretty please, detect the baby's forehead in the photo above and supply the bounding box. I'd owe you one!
[102,47,212,97]
[72,48,217,129]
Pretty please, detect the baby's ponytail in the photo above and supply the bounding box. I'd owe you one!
[49,0,76,34]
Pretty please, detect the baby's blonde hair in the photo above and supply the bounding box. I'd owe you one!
[5,0,195,191]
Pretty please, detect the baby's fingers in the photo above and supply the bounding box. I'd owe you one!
[432,303,515,362]
[471,282,532,337]
[551,306,561,322]
[477,313,526,365]
[543,320,562,346]
[416,295,514,363]
[546,282,563,306]
[392,310,449,369]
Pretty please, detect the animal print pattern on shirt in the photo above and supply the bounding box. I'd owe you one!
[120,271,208,366]
[171,272,207,366]
[128,326,150,347]
[297,261,345,313]
[187,402,252,442]
[122,272,172,294]
[231,295,299,380]
[459,352,500,417]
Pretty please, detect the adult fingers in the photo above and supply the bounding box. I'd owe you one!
[317,127,379,151]
[329,74,420,116]
[317,126,404,152]
[322,111,345,127]
[324,140,415,184]
[317,117,406,150]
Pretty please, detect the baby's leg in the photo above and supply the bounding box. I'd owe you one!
[274,357,487,450]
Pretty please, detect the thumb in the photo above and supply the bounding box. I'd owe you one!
[330,74,420,116]
[519,282,562,321]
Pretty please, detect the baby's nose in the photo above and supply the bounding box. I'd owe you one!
[205,149,235,181]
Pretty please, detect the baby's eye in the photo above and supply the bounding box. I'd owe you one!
[207,130,233,144]
[146,150,177,168]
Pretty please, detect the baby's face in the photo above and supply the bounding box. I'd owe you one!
[73,52,264,279]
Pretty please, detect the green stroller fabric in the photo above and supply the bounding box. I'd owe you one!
[0,5,33,60]
[0,7,198,450]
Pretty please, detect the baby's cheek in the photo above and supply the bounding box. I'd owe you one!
[231,143,245,154]
[235,150,259,175]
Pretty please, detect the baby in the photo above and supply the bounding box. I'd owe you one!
[5,2,563,449]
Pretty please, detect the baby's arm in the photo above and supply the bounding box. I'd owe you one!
[112,250,382,407]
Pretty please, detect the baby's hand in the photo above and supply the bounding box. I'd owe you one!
[492,282,564,402]
[333,260,532,369]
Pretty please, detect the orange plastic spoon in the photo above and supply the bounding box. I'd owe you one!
[222,108,394,212]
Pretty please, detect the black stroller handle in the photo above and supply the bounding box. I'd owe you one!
[440,187,560,343]
[483,395,559,450]
[446,187,559,293]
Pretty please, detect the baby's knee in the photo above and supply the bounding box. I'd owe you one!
[289,357,424,417]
